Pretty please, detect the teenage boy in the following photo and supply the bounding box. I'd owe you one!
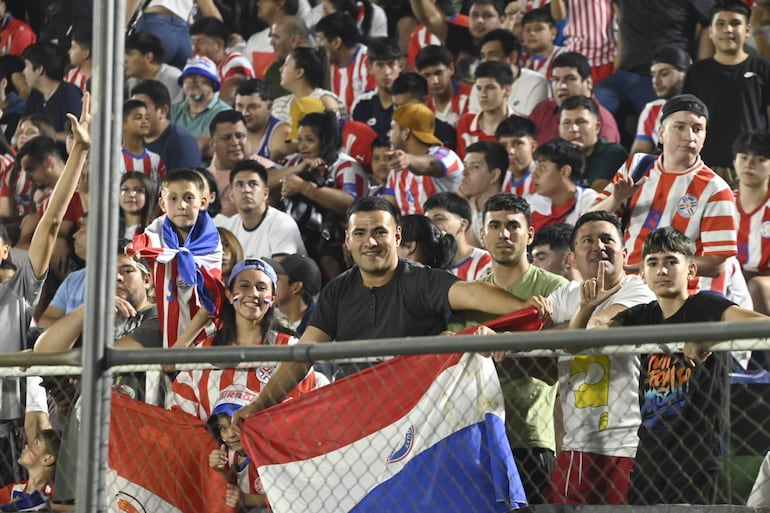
[458,140,507,247]
[352,37,402,137]
[424,191,492,280]
[598,227,769,505]
[496,115,538,200]
[530,138,596,232]
[415,45,471,127]
[64,28,90,93]
[530,222,581,282]
[120,99,166,189]
[0,430,60,511]
[234,79,291,161]
[131,169,223,349]
[520,7,563,79]
[124,32,184,105]
[456,60,513,158]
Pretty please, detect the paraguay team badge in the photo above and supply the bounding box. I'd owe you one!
[676,194,698,218]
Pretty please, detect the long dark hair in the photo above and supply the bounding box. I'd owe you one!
[298,111,341,164]
[399,215,456,270]
[119,172,156,236]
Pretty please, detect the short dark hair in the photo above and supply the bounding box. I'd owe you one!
[495,115,537,139]
[711,0,751,21]
[17,136,61,165]
[533,139,585,183]
[474,60,514,87]
[125,32,165,63]
[347,196,400,224]
[465,141,509,187]
[415,45,453,70]
[118,238,151,276]
[230,159,268,185]
[0,55,24,95]
[483,192,531,225]
[367,37,401,62]
[71,27,93,50]
[161,168,206,195]
[399,215,456,270]
[552,52,592,80]
[235,78,273,102]
[315,11,361,48]
[130,80,171,110]
[732,130,770,158]
[371,135,390,152]
[209,110,246,136]
[291,47,326,90]
[22,42,66,81]
[479,29,521,58]
[472,0,505,16]
[391,72,428,101]
[423,191,472,223]
[569,211,622,250]
[522,6,556,27]
[123,99,147,119]
[642,227,695,259]
[532,223,573,252]
[189,17,229,41]
[559,95,599,117]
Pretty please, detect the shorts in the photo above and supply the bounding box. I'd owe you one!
[546,450,634,505]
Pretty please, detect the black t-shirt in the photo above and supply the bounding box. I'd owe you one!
[311,259,458,375]
[352,92,393,137]
[616,0,714,74]
[684,56,770,167]
[25,81,82,132]
[612,292,733,470]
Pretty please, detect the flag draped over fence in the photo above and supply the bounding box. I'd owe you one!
[242,352,528,513]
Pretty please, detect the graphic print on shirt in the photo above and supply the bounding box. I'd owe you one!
[568,355,610,431]
[641,353,692,431]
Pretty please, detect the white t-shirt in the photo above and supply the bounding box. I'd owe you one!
[468,68,549,116]
[215,206,307,258]
[126,64,184,105]
[549,274,656,457]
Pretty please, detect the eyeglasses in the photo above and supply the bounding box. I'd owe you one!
[120,187,147,196]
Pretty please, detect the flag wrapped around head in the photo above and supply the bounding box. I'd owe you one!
[241,352,528,513]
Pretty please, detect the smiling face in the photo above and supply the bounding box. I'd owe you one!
[120,177,148,216]
[182,73,215,103]
[710,9,749,56]
[123,106,151,138]
[214,415,243,451]
[481,209,533,266]
[345,209,402,277]
[228,268,275,322]
[572,220,626,284]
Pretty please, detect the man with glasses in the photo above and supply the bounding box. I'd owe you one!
[528,51,619,145]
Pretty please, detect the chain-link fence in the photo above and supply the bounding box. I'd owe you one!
[2,325,770,512]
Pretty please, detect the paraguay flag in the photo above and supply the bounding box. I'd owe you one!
[241,352,527,512]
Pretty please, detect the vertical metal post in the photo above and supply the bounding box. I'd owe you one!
[76,0,125,510]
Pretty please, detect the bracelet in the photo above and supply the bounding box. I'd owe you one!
[304,182,314,196]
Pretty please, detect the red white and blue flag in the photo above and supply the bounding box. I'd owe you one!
[241,352,528,512]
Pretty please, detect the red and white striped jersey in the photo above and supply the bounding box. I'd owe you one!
[428,82,472,127]
[524,0,549,8]
[634,99,665,150]
[284,152,369,202]
[217,50,256,83]
[64,66,89,93]
[597,154,738,270]
[172,332,318,420]
[562,0,617,67]
[502,162,538,201]
[0,153,33,216]
[735,187,770,273]
[698,256,753,308]
[456,111,502,159]
[131,215,223,349]
[530,187,598,232]
[330,44,376,113]
[453,246,492,281]
[520,46,565,80]
[120,147,167,188]
[387,145,463,215]
[227,449,266,497]
[406,15,470,68]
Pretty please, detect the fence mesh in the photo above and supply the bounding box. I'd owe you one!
[2,344,770,512]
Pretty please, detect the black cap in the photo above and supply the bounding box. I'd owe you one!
[263,254,322,297]
[651,47,692,71]
[661,94,709,122]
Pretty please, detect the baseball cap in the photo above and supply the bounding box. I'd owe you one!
[285,97,326,142]
[178,55,221,92]
[263,254,322,297]
[651,47,692,71]
[660,94,709,123]
[392,104,442,146]
[228,258,278,291]
[207,384,258,420]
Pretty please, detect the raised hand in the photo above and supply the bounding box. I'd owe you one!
[580,261,622,309]
[612,173,647,203]
[66,91,91,149]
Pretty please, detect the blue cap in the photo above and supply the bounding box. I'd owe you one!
[228,258,278,291]
[178,55,221,92]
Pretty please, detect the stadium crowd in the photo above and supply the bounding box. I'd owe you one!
[2,0,770,510]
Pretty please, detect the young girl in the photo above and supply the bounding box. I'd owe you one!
[119,171,156,239]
